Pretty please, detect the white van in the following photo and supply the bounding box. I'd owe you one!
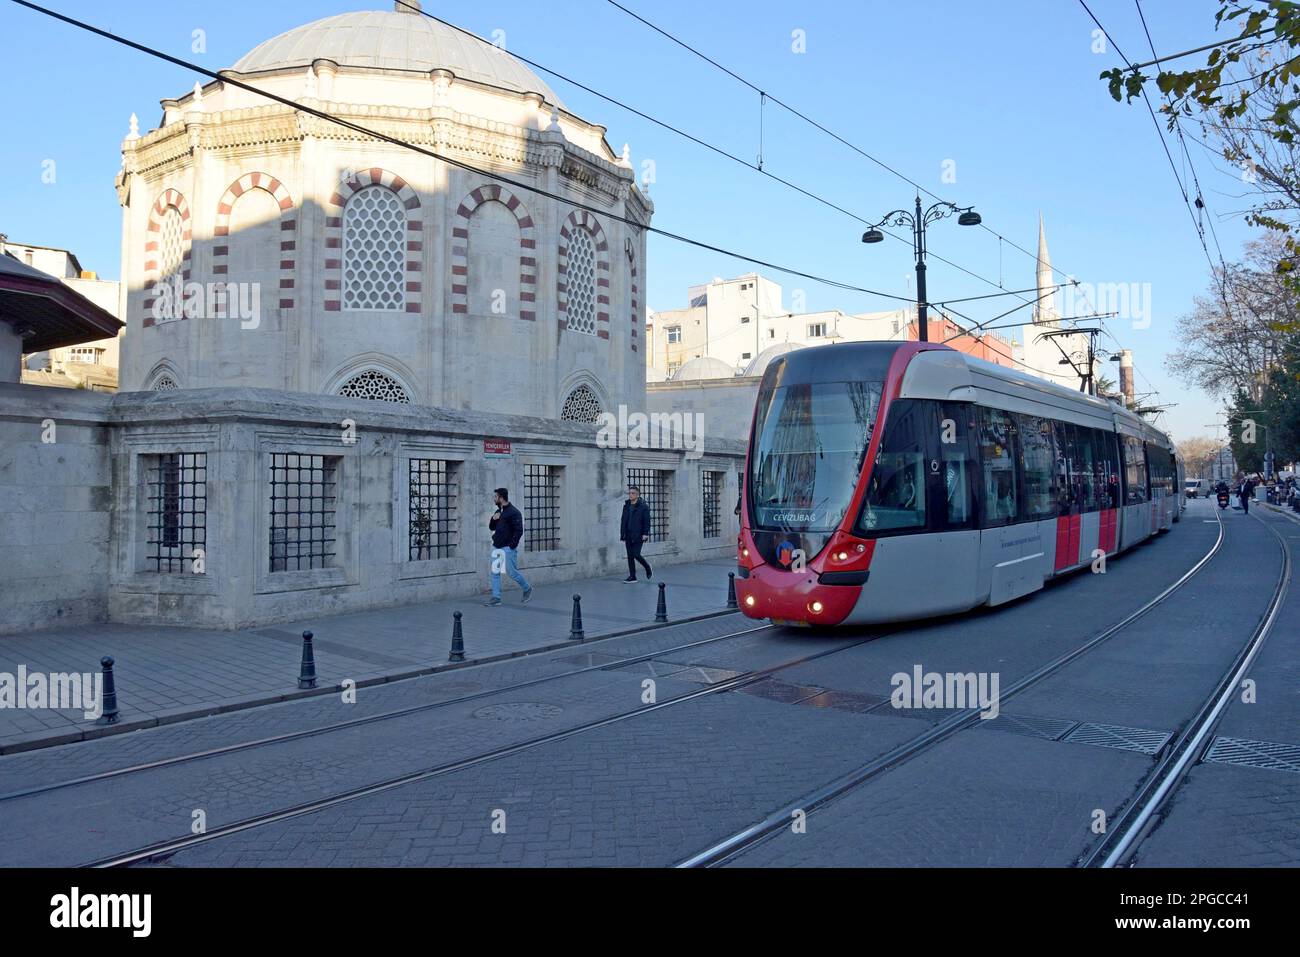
[1184,478,1205,499]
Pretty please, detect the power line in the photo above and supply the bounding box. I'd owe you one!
[605,0,1101,307]
[9,0,914,303]
[389,0,1041,308]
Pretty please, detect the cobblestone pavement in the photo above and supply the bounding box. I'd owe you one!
[0,558,738,753]
[1134,506,1300,867]
[5,501,1286,868]
[734,502,1293,867]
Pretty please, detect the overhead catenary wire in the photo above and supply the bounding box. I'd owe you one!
[8,0,919,304]
[605,0,1102,306]
[388,0,1046,307]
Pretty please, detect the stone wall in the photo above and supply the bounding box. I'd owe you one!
[0,384,114,632]
[0,385,743,634]
[647,376,761,444]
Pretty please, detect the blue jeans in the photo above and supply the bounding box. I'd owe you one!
[491,547,531,599]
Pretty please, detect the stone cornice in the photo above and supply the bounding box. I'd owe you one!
[128,100,636,206]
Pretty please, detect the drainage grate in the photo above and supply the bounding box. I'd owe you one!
[607,659,690,678]
[734,679,825,705]
[1063,722,1170,755]
[1204,736,1300,774]
[979,712,1079,741]
[799,689,890,714]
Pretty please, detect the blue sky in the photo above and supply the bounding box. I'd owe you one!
[0,0,1253,441]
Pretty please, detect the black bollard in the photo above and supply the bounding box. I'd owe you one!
[655,582,668,623]
[449,612,466,663]
[298,631,318,690]
[569,594,585,641]
[726,572,738,609]
[97,656,120,726]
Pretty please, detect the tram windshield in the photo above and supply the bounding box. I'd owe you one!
[749,380,884,533]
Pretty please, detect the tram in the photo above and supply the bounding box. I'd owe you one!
[736,342,1179,627]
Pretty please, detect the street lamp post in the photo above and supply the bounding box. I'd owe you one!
[862,196,982,342]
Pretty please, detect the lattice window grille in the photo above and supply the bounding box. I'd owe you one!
[561,385,603,424]
[702,470,724,539]
[153,375,179,392]
[626,467,673,542]
[524,464,562,552]
[146,452,206,574]
[338,370,411,404]
[343,186,406,311]
[565,228,597,335]
[269,453,338,573]
[409,459,458,561]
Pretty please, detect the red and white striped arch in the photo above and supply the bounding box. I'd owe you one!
[558,210,610,339]
[141,188,192,328]
[450,184,538,321]
[212,173,297,310]
[324,168,422,314]
[628,243,639,353]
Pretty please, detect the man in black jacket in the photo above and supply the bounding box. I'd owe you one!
[620,485,654,583]
[485,487,532,606]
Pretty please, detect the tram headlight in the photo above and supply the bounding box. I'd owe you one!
[808,601,825,615]
[745,595,756,608]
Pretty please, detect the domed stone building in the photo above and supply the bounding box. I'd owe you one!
[116,1,651,421]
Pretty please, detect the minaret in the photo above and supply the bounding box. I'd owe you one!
[1033,214,1057,325]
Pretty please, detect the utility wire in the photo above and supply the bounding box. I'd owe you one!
[605,0,1099,308]
[9,0,915,302]
[389,0,1042,306]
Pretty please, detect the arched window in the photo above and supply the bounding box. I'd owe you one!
[468,200,521,316]
[159,208,185,286]
[565,228,597,335]
[561,385,603,423]
[338,370,411,404]
[343,186,406,311]
[152,375,179,392]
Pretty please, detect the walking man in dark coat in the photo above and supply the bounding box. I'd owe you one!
[620,485,654,583]
[484,487,532,606]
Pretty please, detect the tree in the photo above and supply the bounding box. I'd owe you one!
[1100,1,1300,306]
[1166,235,1295,402]
[1176,436,1222,478]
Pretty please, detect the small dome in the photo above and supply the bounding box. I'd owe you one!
[744,342,808,378]
[672,356,736,381]
[232,7,565,107]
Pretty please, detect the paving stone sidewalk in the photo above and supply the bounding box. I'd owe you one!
[0,558,740,754]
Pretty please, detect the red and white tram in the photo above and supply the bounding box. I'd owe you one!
[736,342,1179,627]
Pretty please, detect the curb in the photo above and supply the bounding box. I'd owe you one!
[0,606,743,756]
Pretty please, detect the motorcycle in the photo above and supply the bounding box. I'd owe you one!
[1217,490,1230,509]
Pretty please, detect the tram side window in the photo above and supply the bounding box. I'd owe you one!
[1124,436,1148,504]
[1147,444,1173,497]
[859,400,928,533]
[938,402,977,529]
[978,407,1019,528]
[1054,422,1078,516]
[1016,414,1057,522]
[1096,430,1121,510]
[1073,424,1097,512]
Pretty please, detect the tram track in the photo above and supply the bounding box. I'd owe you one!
[1081,508,1292,868]
[89,626,888,868]
[677,508,1234,867]
[0,614,764,804]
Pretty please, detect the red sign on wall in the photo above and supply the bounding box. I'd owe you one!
[484,439,513,458]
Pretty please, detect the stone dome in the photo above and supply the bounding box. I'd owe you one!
[672,356,736,382]
[232,4,565,107]
[744,342,808,378]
